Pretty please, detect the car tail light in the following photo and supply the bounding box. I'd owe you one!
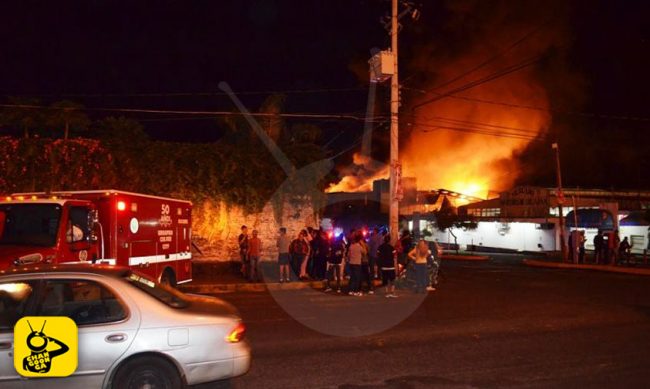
[226,323,246,343]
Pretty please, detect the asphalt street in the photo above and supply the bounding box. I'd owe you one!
[197,256,650,389]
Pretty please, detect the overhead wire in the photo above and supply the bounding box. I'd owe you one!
[404,88,650,122]
[411,52,547,111]
[2,87,368,99]
[0,103,369,122]
[422,20,551,94]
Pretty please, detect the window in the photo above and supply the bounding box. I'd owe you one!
[0,204,61,246]
[66,206,90,243]
[126,273,188,309]
[37,280,127,326]
[0,281,38,330]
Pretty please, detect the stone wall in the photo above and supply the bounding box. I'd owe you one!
[192,199,318,261]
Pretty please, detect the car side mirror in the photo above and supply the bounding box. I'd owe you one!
[88,210,99,242]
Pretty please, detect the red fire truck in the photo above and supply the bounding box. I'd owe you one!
[0,190,192,286]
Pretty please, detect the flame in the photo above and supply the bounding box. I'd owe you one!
[330,6,562,197]
[326,153,388,192]
[403,65,550,197]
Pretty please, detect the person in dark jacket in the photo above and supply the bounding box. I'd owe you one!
[377,235,398,297]
[313,230,330,280]
[325,236,345,293]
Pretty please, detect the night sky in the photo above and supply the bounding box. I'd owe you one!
[0,0,648,189]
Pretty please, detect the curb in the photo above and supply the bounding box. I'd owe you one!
[180,280,327,294]
[522,259,650,276]
[441,254,490,261]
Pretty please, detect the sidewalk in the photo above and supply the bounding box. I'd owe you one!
[441,253,490,261]
[182,260,325,293]
[183,254,486,294]
[522,258,650,276]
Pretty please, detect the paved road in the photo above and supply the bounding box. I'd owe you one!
[198,255,650,388]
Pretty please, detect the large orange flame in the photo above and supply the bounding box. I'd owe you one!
[403,60,551,199]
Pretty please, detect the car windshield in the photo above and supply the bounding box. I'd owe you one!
[125,272,189,309]
[0,204,62,247]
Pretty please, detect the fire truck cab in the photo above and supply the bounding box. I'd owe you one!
[0,190,192,286]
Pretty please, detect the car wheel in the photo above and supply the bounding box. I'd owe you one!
[112,356,183,389]
[160,268,176,288]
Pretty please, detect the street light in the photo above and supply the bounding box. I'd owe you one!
[552,142,568,262]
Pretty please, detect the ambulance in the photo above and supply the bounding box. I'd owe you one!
[0,190,192,286]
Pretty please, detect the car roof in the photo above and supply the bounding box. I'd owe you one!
[0,263,131,278]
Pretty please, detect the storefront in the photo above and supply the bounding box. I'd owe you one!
[426,186,650,253]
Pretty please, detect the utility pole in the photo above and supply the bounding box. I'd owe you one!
[552,142,567,262]
[389,0,400,242]
[371,0,419,242]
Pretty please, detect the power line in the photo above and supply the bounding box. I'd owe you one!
[412,121,546,142]
[411,53,547,111]
[405,87,650,122]
[0,103,368,122]
[2,87,368,99]
[423,20,551,94]
[418,115,541,134]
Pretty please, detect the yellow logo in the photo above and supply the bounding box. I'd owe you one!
[14,316,78,377]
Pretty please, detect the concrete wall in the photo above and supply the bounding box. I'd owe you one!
[192,199,318,261]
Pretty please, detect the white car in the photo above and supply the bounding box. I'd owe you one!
[0,264,250,388]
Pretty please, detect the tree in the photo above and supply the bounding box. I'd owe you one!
[47,100,90,140]
[0,97,43,139]
[94,116,150,191]
[433,197,477,253]
[259,94,286,142]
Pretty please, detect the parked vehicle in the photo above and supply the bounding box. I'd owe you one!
[0,264,250,388]
[0,190,192,286]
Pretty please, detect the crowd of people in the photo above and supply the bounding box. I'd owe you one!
[236,225,443,297]
[589,229,634,265]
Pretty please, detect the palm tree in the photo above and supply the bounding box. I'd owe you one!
[47,100,90,140]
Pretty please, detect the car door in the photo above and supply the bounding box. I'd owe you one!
[0,279,40,389]
[24,276,140,388]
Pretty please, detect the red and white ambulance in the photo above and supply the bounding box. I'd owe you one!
[0,190,192,286]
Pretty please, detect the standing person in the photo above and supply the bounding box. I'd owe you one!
[306,227,316,277]
[408,240,431,294]
[248,230,261,282]
[400,230,413,267]
[277,227,291,282]
[609,230,621,265]
[593,230,604,264]
[359,231,374,294]
[325,236,345,293]
[578,231,586,264]
[290,230,310,280]
[378,235,398,298]
[343,228,356,281]
[238,225,249,279]
[314,230,330,280]
[428,241,443,290]
[394,236,404,275]
[618,236,632,265]
[368,228,382,280]
[347,234,365,296]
